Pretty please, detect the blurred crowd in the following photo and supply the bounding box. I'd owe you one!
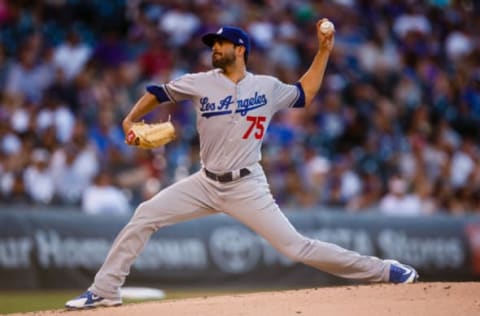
[1,0,480,216]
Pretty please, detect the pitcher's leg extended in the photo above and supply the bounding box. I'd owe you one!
[229,203,389,281]
[222,173,394,283]
[90,172,217,300]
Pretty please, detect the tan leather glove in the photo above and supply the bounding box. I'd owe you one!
[126,120,176,149]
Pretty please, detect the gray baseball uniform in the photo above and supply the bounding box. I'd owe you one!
[89,69,390,300]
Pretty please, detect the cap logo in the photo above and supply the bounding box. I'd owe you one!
[239,38,244,44]
[217,28,223,34]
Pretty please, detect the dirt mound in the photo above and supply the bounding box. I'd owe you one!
[10,282,480,316]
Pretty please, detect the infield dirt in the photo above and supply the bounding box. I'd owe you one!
[8,282,480,316]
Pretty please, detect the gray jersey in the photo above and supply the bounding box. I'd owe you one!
[162,69,304,173]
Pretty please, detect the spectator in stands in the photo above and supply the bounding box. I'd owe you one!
[53,30,92,82]
[23,148,55,204]
[158,3,201,48]
[0,153,24,202]
[347,172,383,212]
[0,119,21,156]
[378,175,423,216]
[449,138,476,189]
[35,91,75,144]
[88,108,130,164]
[5,35,54,103]
[412,177,437,215]
[82,170,130,216]
[302,148,330,199]
[323,155,362,208]
[50,142,98,205]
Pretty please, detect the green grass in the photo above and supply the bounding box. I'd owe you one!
[0,290,79,314]
[0,288,263,315]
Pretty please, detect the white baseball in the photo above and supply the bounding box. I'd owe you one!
[320,21,334,34]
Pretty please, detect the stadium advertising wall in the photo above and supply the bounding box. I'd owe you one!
[0,210,479,289]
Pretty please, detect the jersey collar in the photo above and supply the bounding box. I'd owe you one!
[215,68,251,86]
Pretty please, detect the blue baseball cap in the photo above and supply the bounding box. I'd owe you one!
[201,26,250,57]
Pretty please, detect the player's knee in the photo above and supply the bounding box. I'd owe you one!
[130,200,156,225]
[122,202,159,236]
[130,199,173,231]
[134,201,150,216]
[282,247,305,263]
[279,238,312,263]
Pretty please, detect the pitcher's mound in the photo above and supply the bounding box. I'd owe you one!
[11,282,480,316]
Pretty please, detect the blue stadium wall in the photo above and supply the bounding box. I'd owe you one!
[0,209,479,289]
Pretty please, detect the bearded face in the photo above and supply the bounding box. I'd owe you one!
[212,46,237,69]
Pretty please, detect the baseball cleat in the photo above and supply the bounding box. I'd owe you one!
[386,259,419,284]
[65,290,122,309]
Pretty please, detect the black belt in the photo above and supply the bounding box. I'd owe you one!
[204,168,251,183]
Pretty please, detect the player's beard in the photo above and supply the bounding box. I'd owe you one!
[212,50,236,70]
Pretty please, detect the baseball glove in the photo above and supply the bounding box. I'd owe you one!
[126,119,176,149]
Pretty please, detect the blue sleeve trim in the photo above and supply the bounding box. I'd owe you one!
[146,85,171,103]
[163,84,177,102]
[292,82,305,108]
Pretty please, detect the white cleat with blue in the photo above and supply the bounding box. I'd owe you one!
[65,290,122,309]
[386,259,419,284]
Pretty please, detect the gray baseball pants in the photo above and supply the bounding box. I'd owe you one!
[90,163,390,299]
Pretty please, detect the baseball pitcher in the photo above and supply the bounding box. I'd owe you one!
[66,18,418,309]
